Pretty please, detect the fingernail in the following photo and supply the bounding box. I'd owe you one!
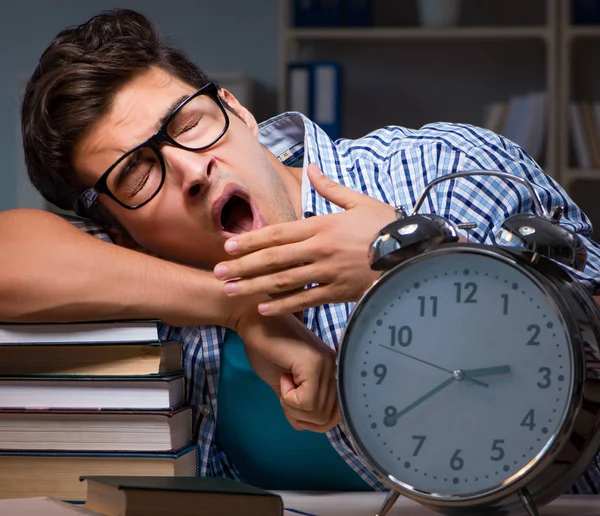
[223,281,238,294]
[224,239,238,253]
[214,264,228,279]
[258,302,270,314]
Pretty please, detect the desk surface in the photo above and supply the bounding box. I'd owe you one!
[277,492,600,516]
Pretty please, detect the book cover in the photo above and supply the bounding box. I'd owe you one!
[0,445,198,501]
[0,319,161,345]
[0,374,185,410]
[81,476,283,516]
[0,341,182,376]
[0,406,192,452]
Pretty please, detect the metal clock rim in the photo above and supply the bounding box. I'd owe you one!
[337,243,584,509]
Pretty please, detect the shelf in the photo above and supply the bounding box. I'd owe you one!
[566,26,600,39]
[285,26,551,41]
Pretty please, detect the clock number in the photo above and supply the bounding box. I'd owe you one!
[537,367,552,389]
[455,282,478,304]
[526,324,541,346]
[490,439,505,461]
[450,449,464,471]
[418,296,438,317]
[388,325,413,347]
[383,406,397,427]
[501,294,509,315]
[412,435,426,456]
[373,364,387,385]
[521,409,536,431]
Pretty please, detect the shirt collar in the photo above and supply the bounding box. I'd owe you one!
[258,111,344,218]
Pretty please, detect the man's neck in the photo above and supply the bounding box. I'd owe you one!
[264,147,304,220]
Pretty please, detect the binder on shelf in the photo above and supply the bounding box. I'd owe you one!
[319,0,343,26]
[312,61,342,140]
[292,0,342,27]
[572,0,600,25]
[344,0,372,26]
[287,61,342,141]
[288,63,312,117]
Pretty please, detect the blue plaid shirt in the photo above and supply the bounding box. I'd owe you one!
[67,112,600,493]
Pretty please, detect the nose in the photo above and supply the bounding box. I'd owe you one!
[161,145,214,200]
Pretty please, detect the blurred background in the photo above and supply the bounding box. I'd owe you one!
[3,0,600,236]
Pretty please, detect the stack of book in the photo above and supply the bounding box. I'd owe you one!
[0,319,197,502]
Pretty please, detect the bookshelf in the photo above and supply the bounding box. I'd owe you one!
[279,0,600,237]
[278,0,559,175]
[558,1,600,233]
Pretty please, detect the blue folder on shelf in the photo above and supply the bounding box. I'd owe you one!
[287,61,342,140]
[293,0,343,27]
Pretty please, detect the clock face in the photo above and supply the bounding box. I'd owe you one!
[339,248,574,499]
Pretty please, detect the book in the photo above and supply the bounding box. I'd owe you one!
[0,374,185,410]
[0,341,182,376]
[0,319,161,345]
[0,497,101,515]
[0,407,192,452]
[0,445,198,501]
[81,476,283,516]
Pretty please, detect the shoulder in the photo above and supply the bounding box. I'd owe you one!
[334,123,511,164]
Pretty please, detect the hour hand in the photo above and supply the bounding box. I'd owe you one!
[463,365,511,379]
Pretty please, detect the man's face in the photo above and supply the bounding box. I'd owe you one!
[73,66,300,269]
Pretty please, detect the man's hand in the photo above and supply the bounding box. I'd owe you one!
[213,164,397,316]
[236,310,341,432]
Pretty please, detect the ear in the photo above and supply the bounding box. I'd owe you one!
[218,88,260,138]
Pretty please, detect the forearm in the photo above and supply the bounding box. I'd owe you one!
[0,209,232,327]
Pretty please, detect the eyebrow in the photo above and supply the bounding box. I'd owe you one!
[159,94,191,127]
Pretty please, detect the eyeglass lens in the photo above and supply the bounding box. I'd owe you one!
[106,93,226,207]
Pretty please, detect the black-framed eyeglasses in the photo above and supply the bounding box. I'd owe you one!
[76,82,229,212]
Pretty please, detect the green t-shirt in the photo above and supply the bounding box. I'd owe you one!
[215,329,371,490]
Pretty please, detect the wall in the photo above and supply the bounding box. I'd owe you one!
[0,0,278,210]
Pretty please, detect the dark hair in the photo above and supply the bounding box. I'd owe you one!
[21,9,211,221]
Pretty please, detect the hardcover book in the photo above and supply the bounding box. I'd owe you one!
[81,476,283,516]
[0,319,161,345]
[0,446,198,501]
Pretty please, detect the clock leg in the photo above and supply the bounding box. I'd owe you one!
[375,490,401,516]
[518,488,540,516]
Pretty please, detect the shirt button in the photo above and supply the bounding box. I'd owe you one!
[200,404,211,416]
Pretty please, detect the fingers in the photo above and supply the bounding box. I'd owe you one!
[283,405,342,433]
[221,217,318,258]
[296,404,342,433]
[215,242,315,284]
[257,285,339,316]
[222,265,328,302]
[279,372,340,433]
[307,164,362,210]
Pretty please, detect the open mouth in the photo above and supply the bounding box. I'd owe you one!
[220,195,255,234]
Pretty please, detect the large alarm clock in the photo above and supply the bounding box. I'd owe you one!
[337,171,600,516]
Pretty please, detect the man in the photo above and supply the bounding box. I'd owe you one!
[6,8,600,493]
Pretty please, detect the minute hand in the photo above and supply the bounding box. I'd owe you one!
[379,344,488,387]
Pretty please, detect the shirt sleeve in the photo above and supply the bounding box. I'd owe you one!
[417,126,600,295]
[59,214,114,244]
